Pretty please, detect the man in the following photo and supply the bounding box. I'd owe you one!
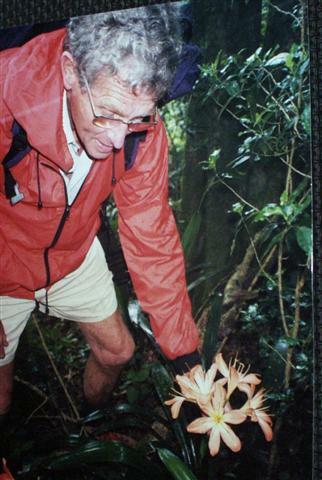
[0,6,200,417]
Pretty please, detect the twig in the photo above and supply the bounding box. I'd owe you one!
[28,414,79,423]
[25,398,49,424]
[241,220,276,285]
[32,314,81,422]
[259,82,291,122]
[278,156,310,178]
[14,375,48,400]
[277,240,289,336]
[268,1,300,23]
[284,273,306,388]
[262,338,295,369]
[285,139,296,198]
[266,273,306,480]
[249,244,277,290]
[217,177,259,212]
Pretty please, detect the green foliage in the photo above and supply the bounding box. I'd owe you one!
[182,211,202,261]
[156,448,198,480]
[200,43,310,171]
[44,440,161,476]
[121,363,154,404]
[202,293,223,369]
[161,99,189,154]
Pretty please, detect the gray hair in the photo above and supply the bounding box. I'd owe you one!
[64,5,184,100]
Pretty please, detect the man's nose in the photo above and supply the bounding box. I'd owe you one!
[107,122,129,150]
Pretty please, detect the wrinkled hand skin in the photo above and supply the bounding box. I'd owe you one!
[0,321,8,359]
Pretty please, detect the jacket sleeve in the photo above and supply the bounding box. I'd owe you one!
[113,120,200,360]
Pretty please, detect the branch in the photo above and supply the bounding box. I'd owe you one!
[32,314,81,422]
[242,220,276,285]
[277,240,289,336]
[249,244,277,290]
[217,177,259,211]
[14,375,48,400]
[284,272,306,388]
[268,1,300,24]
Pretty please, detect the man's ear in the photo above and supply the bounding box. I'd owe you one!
[61,51,78,91]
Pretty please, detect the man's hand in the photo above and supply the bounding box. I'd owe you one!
[0,321,8,359]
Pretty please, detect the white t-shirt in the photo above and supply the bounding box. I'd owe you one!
[61,90,93,205]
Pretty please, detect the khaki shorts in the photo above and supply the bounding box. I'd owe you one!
[0,237,118,366]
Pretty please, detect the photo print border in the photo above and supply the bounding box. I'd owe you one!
[0,1,320,479]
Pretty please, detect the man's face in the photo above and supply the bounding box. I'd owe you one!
[61,52,156,160]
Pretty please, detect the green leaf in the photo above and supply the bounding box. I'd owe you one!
[254,204,284,222]
[82,403,169,428]
[151,365,197,470]
[264,52,289,67]
[225,80,240,96]
[157,448,198,480]
[151,363,173,403]
[285,53,294,70]
[182,212,202,261]
[127,385,139,404]
[279,190,288,206]
[208,148,221,170]
[127,365,150,382]
[187,271,217,292]
[91,418,164,443]
[296,226,312,256]
[281,336,301,347]
[300,104,311,135]
[231,155,250,168]
[202,294,223,369]
[231,202,244,214]
[45,440,164,479]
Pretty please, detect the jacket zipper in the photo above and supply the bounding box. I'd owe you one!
[41,163,92,288]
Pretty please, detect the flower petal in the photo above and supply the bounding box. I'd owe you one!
[205,363,218,387]
[219,423,242,452]
[245,383,256,400]
[209,427,221,456]
[187,417,214,434]
[216,377,228,386]
[176,376,197,400]
[243,373,261,385]
[238,382,253,397]
[224,410,247,425]
[211,382,225,411]
[227,365,240,398]
[215,353,229,377]
[164,396,185,419]
[192,365,206,390]
[249,389,266,409]
[258,415,273,441]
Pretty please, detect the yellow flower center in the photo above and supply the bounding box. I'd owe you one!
[211,412,224,424]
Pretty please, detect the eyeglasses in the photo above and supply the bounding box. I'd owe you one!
[83,75,158,133]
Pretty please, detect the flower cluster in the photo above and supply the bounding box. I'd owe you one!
[165,353,273,456]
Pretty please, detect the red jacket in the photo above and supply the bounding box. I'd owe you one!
[0,29,199,359]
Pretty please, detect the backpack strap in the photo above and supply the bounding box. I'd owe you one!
[3,121,30,205]
[124,131,147,171]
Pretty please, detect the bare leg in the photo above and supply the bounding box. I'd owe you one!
[77,309,135,408]
[0,361,14,415]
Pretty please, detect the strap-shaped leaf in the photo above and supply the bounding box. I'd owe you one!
[157,448,198,480]
[46,440,164,479]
